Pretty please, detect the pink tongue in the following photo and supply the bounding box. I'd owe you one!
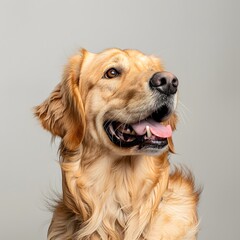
[131,118,172,138]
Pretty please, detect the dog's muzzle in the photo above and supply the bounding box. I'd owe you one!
[104,71,178,151]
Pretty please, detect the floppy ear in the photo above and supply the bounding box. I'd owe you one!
[34,51,86,150]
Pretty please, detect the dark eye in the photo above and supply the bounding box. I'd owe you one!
[104,68,120,79]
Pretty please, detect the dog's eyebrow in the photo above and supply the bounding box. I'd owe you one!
[110,55,126,62]
[104,55,130,71]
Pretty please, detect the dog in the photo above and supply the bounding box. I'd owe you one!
[35,48,200,240]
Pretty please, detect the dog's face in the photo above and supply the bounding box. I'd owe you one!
[35,48,178,156]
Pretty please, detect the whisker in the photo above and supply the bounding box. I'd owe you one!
[123,114,132,128]
[177,100,191,125]
[178,100,191,113]
[138,112,143,124]
[178,110,187,125]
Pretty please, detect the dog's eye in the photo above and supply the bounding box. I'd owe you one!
[104,68,120,79]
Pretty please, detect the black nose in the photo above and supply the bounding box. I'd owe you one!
[149,72,178,95]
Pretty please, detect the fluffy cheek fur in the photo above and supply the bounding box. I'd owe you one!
[83,90,153,156]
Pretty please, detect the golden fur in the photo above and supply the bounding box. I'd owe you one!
[35,48,200,240]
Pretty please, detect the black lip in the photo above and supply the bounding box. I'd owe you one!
[139,139,168,149]
[104,121,142,148]
[104,121,168,149]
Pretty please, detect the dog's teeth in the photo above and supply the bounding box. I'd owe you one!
[120,126,136,135]
[125,128,131,133]
[146,126,152,138]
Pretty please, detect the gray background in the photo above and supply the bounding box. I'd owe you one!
[1,0,239,239]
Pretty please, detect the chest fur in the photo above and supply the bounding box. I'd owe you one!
[65,164,199,240]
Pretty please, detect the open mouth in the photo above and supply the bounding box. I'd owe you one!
[104,105,173,150]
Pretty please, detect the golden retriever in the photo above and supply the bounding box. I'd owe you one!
[35,48,200,240]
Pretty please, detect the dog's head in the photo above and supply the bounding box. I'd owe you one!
[35,48,178,156]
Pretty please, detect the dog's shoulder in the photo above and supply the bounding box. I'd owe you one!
[148,167,201,239]
[163,166,200,219]
[167,166,201,201]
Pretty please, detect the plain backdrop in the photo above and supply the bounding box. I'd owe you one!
[1,0,239,239]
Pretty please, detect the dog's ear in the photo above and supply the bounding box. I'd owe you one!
[167,112,178,153]
[34,50,87,150]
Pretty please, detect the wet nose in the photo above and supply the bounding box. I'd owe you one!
[149,71,179,95]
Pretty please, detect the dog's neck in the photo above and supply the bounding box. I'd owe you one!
[59,140,170,239]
